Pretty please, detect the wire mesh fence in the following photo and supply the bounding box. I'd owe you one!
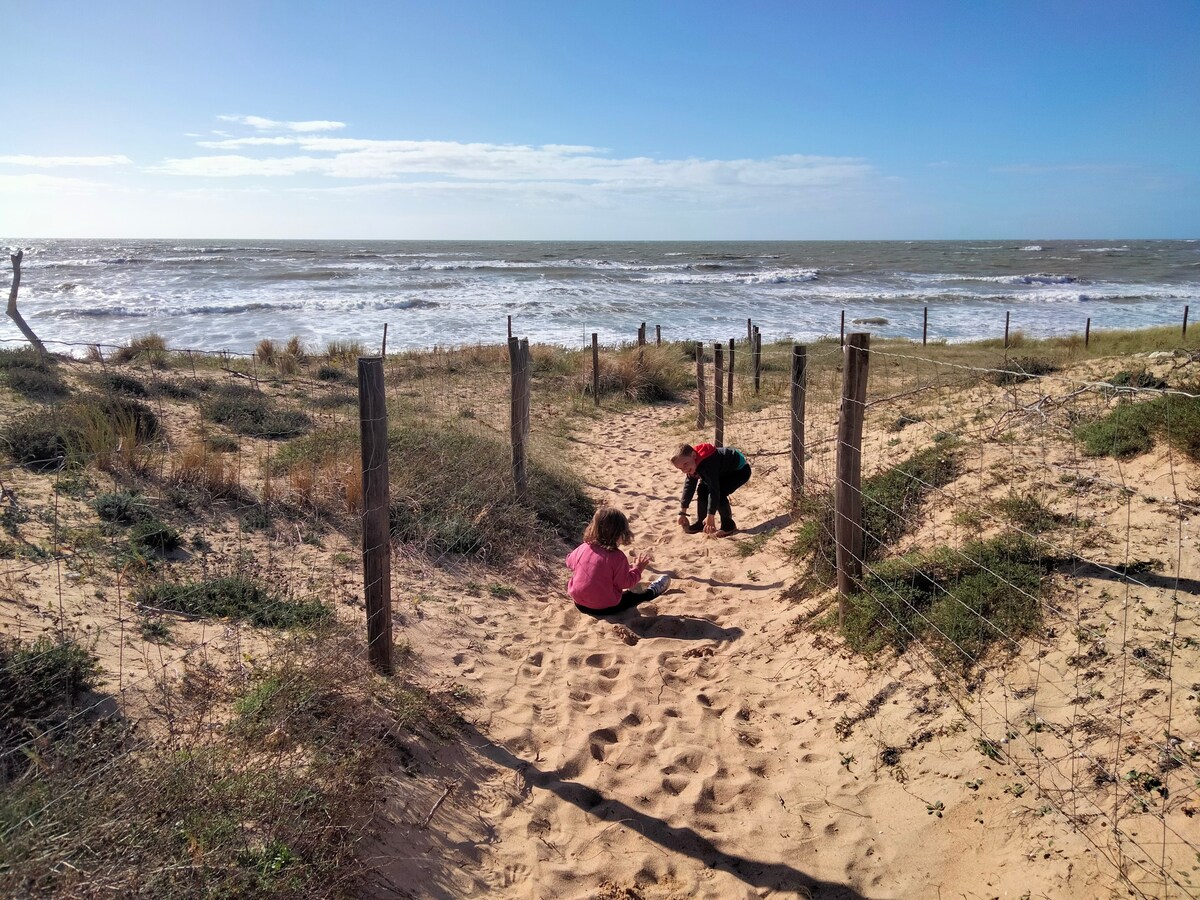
[2,327,1199,896]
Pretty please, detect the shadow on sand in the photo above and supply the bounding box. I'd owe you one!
[462,725,871,900]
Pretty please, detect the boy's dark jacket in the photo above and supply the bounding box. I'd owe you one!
[679,444,747,511]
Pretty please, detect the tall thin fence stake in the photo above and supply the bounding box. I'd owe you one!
[835,333,870,629]
[695,342,706,429]
[655,324,661,346]
[790,344,807,508]
[727,337,734,403]
[508,337,530,499]
[1085,317,1091,349]
[591,332,600,407]
[840,310,845,348]
[1184,305,1190,338]
[358,356,394,675]
[753,327,762,395]
[922,306,928,346]
[507,315,512,339]
[714,343,724,447]
[1004,310,1011,350]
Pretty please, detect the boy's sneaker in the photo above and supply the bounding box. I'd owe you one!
[649,574,671,597]
[714,526,739,538]
[684,521,705,534]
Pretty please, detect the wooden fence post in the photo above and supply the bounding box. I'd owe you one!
[747,318,753,348]
[790,344,807,507]
[358,356,394,675]
[922,307,928,346]
[1085,317,1091,349]
[714,343,724,447]
[507,315,512,339]
[591,332,600,407]
[727,337,735,403]
[1184,305,1190,339]
[835,333,870,629]
[753,327,762,395]
[840,310,845,348]
[508,337,530,499]
[1004,311,1011,350]
[656,324,661,346]
[696,342,706,429]
[638,322,646,346]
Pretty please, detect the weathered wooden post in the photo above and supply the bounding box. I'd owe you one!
[1184,305,1190,339]
[840,310,845,348]
[638,322,646,346]
[1004,311,1011,350]
[714,343,724,447]
[747,318,753,347]
[696,341,706,429]
[508,337,530,499]
[6,249,47,354]
[790,344,807,507]
[1085,317,1091,349]
[727,337,735,403]
[591,332,600,407]
[835,333,870,629]
[358,356,394,674]
[922,307,928,346]
[507,315,512,339]
[753,327,762,395]
[655,324,661,346]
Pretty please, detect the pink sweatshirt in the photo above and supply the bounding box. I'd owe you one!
[565,542,646,610]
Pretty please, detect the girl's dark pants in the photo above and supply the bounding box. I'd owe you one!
[696,463,752,530]
[575,588,657,617]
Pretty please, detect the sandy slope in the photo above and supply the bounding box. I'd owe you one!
[368,399,1128,900]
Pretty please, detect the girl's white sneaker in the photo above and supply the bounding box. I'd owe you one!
[649,574,671,597]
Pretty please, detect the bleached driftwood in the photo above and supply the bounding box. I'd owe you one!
[7,249,47,354]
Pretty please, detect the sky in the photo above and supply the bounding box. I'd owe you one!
[2,0,1197,240]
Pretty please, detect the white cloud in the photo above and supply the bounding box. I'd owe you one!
[0,155,132,167]
[0,173,111,192]
[154,137,874,196]
[217,115,346,133]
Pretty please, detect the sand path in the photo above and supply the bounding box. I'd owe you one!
[374,402,1102,899]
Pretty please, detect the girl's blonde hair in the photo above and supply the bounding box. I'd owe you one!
[583,506,633,550]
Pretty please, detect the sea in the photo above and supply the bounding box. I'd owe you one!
[3,239,1198,356]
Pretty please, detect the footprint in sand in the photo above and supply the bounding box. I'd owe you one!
[588,727,620,761]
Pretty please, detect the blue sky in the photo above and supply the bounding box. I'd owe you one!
[2,0,1197,239]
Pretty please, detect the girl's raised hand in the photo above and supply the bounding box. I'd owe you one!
[635,551,653,568]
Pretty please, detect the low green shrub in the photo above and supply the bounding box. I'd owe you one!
[843,534,1050,667]
[203,384,312,439]
[0,636,99,726]
[129,519,182,554]
[991,356,1058,385]
[92,490,152,525]
[1076,388,1200,460]
[135,576,331,628]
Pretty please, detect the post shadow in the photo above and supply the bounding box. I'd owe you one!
[461,724,871,899]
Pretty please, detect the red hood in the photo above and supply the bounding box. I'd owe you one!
[693,443,717,463]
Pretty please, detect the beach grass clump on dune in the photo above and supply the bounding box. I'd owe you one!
[388,421,595,559]
[92,490,153,525]
[990,356,1059,386]
[0,348,70,400]
[112,333,170,367]
[843,534,1050,666]
[1,394,162,472]
[588,344,690,403]
[202,383,312,439]
[791,442,961,581]
[135,574,330,628]
[1076,387,1200,460]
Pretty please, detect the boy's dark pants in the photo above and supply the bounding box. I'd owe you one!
[696,464,752,530]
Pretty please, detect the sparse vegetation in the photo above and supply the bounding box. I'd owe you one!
[93,490,153,525]
[0,348,70,399]
[991,356,1059,385]
[112,333,169,367]
[202,383,312,439]
[135,575,331,628]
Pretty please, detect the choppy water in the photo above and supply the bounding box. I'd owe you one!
[2,239,1197,354]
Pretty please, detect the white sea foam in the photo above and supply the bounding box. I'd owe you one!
[1020,245,1044,251]
[1079,247,1130,252]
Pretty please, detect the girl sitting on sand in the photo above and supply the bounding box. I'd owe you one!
[566,506,671,617]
